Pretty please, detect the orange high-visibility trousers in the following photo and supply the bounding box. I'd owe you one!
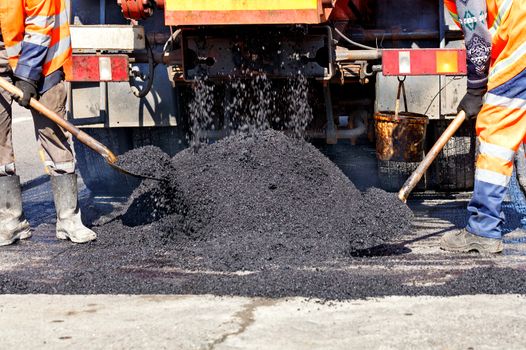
[465,0,526,238]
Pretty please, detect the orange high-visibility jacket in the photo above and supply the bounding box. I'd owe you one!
[0,0,72,84]
[444,0,523,90]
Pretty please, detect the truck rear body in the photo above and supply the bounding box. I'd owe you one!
[68,0,474,195]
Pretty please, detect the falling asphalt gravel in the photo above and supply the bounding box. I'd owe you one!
[1,130,526,299]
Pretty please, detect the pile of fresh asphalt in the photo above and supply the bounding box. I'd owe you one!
[117,129,413,270]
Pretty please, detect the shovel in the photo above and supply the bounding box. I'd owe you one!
[398,110,467,202]
[0,76,160,180]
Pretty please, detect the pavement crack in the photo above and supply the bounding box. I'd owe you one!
[206,299,276,350]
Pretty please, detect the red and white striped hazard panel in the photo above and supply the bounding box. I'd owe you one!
[66,55,130,82]
[382,49,467,76]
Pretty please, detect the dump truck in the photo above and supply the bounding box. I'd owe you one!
[68,0,475,195]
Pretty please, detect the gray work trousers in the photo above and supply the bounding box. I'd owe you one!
[0,74,75,176]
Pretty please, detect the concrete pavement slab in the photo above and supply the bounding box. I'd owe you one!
[0,294,525,350]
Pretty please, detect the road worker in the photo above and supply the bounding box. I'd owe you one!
[440,0,526,253]
[0,0,96,245]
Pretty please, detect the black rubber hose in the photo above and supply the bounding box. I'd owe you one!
[131,38,155,98]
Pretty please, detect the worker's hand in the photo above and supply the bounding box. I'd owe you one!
[14,79,38,108]
[458,87,487,119]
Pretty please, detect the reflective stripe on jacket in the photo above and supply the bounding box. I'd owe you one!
[0,0,72,83]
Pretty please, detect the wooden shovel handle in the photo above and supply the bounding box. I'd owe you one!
[0,76,117,164]
[398,110,467,202]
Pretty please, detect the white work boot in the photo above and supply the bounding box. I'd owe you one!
[0,175,31,246]
[51,174,96,243]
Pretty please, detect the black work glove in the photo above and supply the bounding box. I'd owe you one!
[458,87,487,119]
[14,78,38,108]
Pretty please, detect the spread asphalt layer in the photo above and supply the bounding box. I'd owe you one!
[1,220,526,298]
[1,130,526,298]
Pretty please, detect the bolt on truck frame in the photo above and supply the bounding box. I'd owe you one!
[68,0,474,195]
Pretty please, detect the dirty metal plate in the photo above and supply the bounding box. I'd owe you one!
[375,73,441,119]
[70,25,146,52]
[68,64,179,127]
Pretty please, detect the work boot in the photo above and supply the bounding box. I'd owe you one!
[440,228,503,254]
[51,174,96,243]
[0,175,31,246]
